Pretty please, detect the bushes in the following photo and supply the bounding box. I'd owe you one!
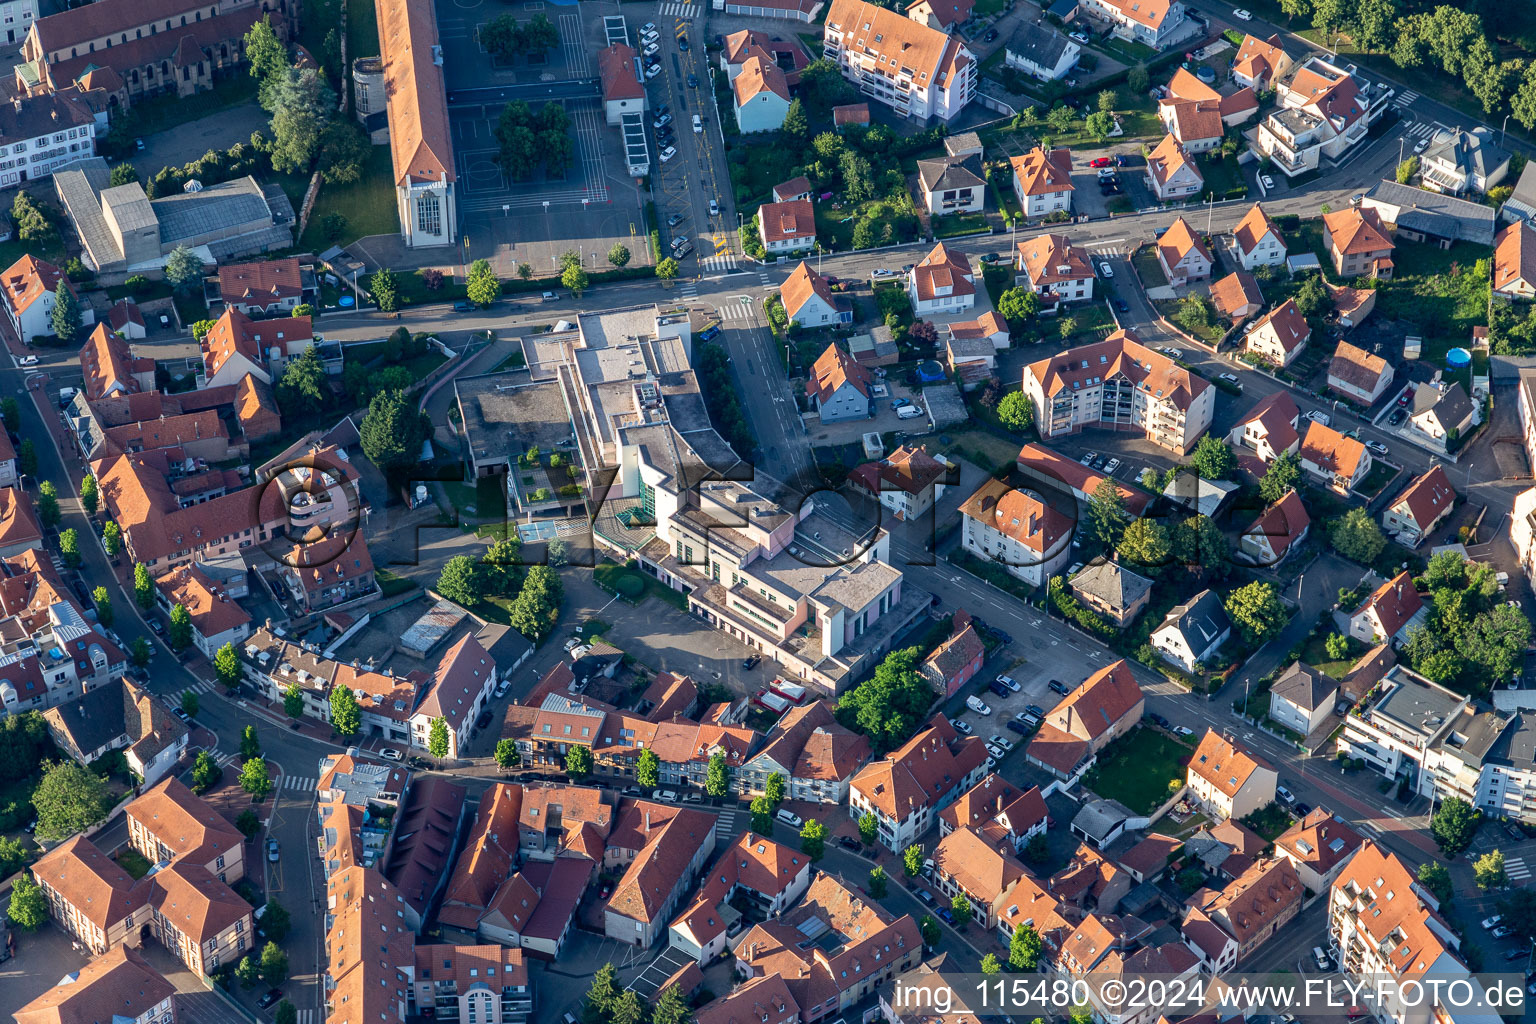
[1047,577,1115,639]
[696,345,754,459]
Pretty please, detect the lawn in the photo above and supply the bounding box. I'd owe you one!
[1131,248,1167,288]
[348,0,380,66]
[1240,801,1294,841]
[1059,302,1118,344]
[1081,726,1193,815]
[1369,241,1493,350]
[1354,460,1398,500]
[1155,298,1224,343]
[300,147,401,249]
[115,848,154,879]
[1302,634,1360,681]
[1199,154,1248,201]
[594,561,686,611]
[932,211,989,239]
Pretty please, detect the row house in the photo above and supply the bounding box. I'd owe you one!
[848,713,988,849]
[734,699,872,804]
[1273,807,1363,893]
[668,831,812,962]
[408,945,533,1024]
[604,800,718,947]
[1181,857,1302,971]
[154,563,252,657]
[931,825,1029,929]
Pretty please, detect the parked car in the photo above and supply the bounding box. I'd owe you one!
[1294,802,1312,816]
[475,711,493,730]
[1313,947,1332,971]
[541,290,559,300]
[966,695,993,716]
[1081,451,1097,466]
[677,36,689,50]
[1048,679,1071,695]
[1218,373,1243,390]
[938,907,956,924]
[708,198,720,217]
[149,619,164,635]
[1104,458,1121,474]
[776,808,803,829]
[259,990,284,1010]
[1505,946,1529,962]
[950,717,973,735]
[1365,440,1389,455]
[1007,718,1034,735]
[990,734,1014,752]
[838,835,862,852]
[1494,926,1515,939]
[1089,157,1113,168]
[1305,409,1331,426]
[18,355,37,366]
[984,27,998,41]
[645,63,661,79]
[1116,300,1130,313]
[1507,821,1526,840]
[268,840,280,862]
[699,324,721,342]
[985,742,1006,760]
[1389,408,1407,425]
[644,41,659,56]
[1277,785,1296,804]
[692,114,703,133]
[1484,914,1505,930]
[653,113,673,129]
[642,21,657,32]
[1260,173,1275,190]
[659,145,677,162]
[1173,725,1194,736]
[381,748,403,761]
[1233,8,1252,19]
[996,674,1020,691]
[743,654,761,669]
[1069,30,1089,42]
[1148,712,1171,729]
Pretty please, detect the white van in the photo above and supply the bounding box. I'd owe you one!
[966,695,992,716]
[775,808,803,829]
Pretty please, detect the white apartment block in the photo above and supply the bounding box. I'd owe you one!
[822,0,975,123]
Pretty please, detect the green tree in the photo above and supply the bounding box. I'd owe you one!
[656,257,680,283]
[637,748,660,790]
[1085,111,1116,140]
[509,565,562,641]
[318,121,370,184]
[495,738,521,771]
[1329,507,1387,565]
[1476,848,1509,890]
[765,772,786,807]
[109,163,141,187]
[903,843,924,877]
[35,481,59,531]
[610,991,645,1024]
[274,345,329,420]
[800,818,828,860]
[266,68,335,174]
[244,18,288,84]
[998,286,1042,323]
[1127,65,1150,94]
[6,873,47,930]
[1417,860,1453,904]
[168,603,192,651]
[706,751,730,798]
[1118,518,1170,569]
[1513,61,1536,130]
[561,261,590,298]
[59,528,80,568]
[31,760,111,841]
[240,757,272,798]
[1431,796,1479,854]
[240,725,261,759]
[360,389,430,472]
[466,258,501,307]
[920,914,941,947]
[180,689,200,718]
[214,642,241,688]
[428,717,451,759]
[858,810,878,846]
[997,391,1034,433]
[1225,581,1287,645]
[283,682,305,719]
[102,520,122,557]
[235,808,261,838]
[16,439,36,479]
[80,474,98,515]
[0,834,28,876]
[1022,833,1049,864]
[652,984,695,1024]
[235,955,262,988]
[371,267,398,312]
[330,684,361,736]
[608,243,631,268]
[750,795,774,834]
[566,744,593,780]
[783,97,810,139]
[1011,922,1043,970]
[835,646,934,751]
[436,555,483,606]
[1191,435,1236,480]
[130,636,152,668]
[951,892,972,922]
[1396,155,1420,184]
[92,586,113,627]
[1259,450,1302,504]
[191,750,221,793]
[1046,105,1074,133]
[981,953,1002,974]
[583,964,621,1023]
[1326,633,1350,659]
[1087,476,1129,549]
[867,865,888,898]
[260,941,289,985]
[50,282,82,342]
[163,245,205,294]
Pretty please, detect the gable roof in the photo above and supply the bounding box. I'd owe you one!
[1097,0,1175,29]
[832,102,870,125]
[849,713,987,818]
[917,152,984,195]
[1209,270,1264,318]
[1233,203,1283,256]
[1,254,71,316]
[1249,298,1310,354]
[1275,806,1362,874]
[203,307,314,379]
[806,342,871,402]
[733,55,791,106]
[934,824,1027,903]
[1271,661,1337,712]
[1363,180,1496,246]
[849,444,949,497]
[1147,134,1200,190]
[376,0,455,187]
[780,261,838,320]
[1160,589,1230,649]
[758,199,815,245]
[1023,330,1209,412]
[1188,729,1272,798]
[127,776,243,867]
[910,241,975,302]
[1017,232,1093,286]
[1353,571,1422,638]
[79,323,143,400]
[415,634,492,730]
[1244,488,1310,558]
[217,258,304,307]
[1007,22,1074,68]
[771,176,813,202]
[1157,215,1212,266]
[923,620,985,683]
[1323,206,1393,255]
[14,946,173,1024]
[824,0,972,95]
[1495,221,1536,293]
[1010,146,1074,196]
[939,773,1047,838]
[30,835,146,930]
[1300,419,1367,480]
[957,476,1071,554]
[750,700,871,781]
[1328,339,1391,391]
[1389,464,1456,531]
[1232,33,1287,83]
[597,43,645,103]
[1200,857,1302,946]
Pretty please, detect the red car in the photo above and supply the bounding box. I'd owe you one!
[1089,157,1113,167]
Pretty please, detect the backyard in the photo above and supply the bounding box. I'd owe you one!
[1081,726,1195,814]
[301,147,402,250]
[1302,633,1363,680]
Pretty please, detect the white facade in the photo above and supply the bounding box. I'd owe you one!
[735,87,790,134]
[1236,226,1286,269]
[1081,0,1187,47]
[399,180,456,249]
[821,0,976,123]
[959,506,1070,587]
[0,118,94,188]
[0,0,37,45]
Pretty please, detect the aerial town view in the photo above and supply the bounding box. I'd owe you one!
[7,0,1536,1021]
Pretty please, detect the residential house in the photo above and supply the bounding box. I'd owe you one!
[408,634,497,760]
[597,43,646,125]
[1232,203,1286,269]
[905,0,972,31]
[944,131,982,159]
[1004,23,1079,81]
[1268,662,1338,740]
[1239,488,1310,566]
[1419,127,1509,196]
[907,241,975,315]
[957,477,1073,587]
[1494,221,1536,299]
[1382,465,1456,546]
[1327,339,1395,404]
[780,261,851,328]
[1407,382,1474,447]
[1009,146,1073,218]
[756,199,816,255]
[735,700,871,804]
[1502,161,1536,225]
[211,258,313,315]
[1015,232,1095,307]
[1210,270,1264,319]
[1322,206,1395,279]
[1150,590,1230,672]
[916,152,985,215]
[1258,58,1380,179]
[127,777,244,885]
[14,947,175,1024]
[1068,559,1153,627]
[931,825,1029,929]
[1346,571,1423,645]
[2,254,91,342]
[0,431,16,489]
[733,56,791,133]
[1299,420,1371,494]
[376,0,457,247]
[1182,857,1302,970]
[848,444,952,522]
[1158,69,1256,152]
[604,800,718,948]
[848,713,988,849]
[937,774,1048,852]
[1230,33,1292,91]
[1156,216,1212,284]
[1025,660,1145,780]
[1145,134,1204,202]
[771,176,813,203]
[1081,0,1186,47]
[720,30,808,83]
[79,322,154,401]
[944,313,1007,387]
[1020,329,1216,454]
[668,832,811,963]
[40,676,184,786]
[805,343,872,423]
[1329,281,1377,327]
[1243,298,1309,367]
[694,977,799,1024]
[1273,807,1363,892]
[821,0,976,123]
[918,616,984,698]
[1362,179,1496,249]
[200,307,318,388]
[1227,391,1300,466]
[1186,729,1277,820]
[153,565,251,658]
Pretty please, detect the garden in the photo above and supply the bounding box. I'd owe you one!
[1081,726,1194,815]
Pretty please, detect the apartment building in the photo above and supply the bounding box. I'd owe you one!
[408,945,532,1024]
[957,477,1073,587]
[697,977,799,1024]
[154,564,251,657]
[668,831,812,962]
[0,88,96,187]
[41,676,186,784]
[1021,329,1216,454]
[0,548,129,716]
[15,947,175,1024]
[1014,231,1094,306]
[1257,58,1386,179]
[931,825,1029,929]
[734,699,872,804]
[848,444,951,523]
[604,799,717,947]
[848,713,988,849]
[821,0,976,123]
[937,773,1047,852]
[128,777,245,884]
[1185,729,1278,820]
[1,253,90,343]
[1274,807,1363,892]
[1025,660,1144,780]
[1009,146,1073,217]
[1182,858,1302,970]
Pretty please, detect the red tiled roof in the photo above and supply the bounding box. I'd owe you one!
[1324,207,1393,256]
[1233,203,1283,256]
[1300,420,1367,481]
[217,258,304,307]
[758,199,815,245]
[598,44,645,103]
[910,241,975,302]
[376,0,456,187]
[1495,221,1536,294]
[1209,270,1263,318]
[1353,571,1422,639]
[1,254,71,316]
[1244,488,1309,558]
[1188,729,1273,799]
[1389,465,1455,532]
[806,342,871,402]
[1010,146,1073,197]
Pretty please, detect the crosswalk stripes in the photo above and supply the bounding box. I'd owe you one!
[658,2,699,16]
[1404,121,1434,139]
[296,1011,317,1024]
[757,271,772,287]
[701,252,738,272]
[185,678,218,695]
[715,808,739,836]
[1507,856,1531,881]
[717,301,754,321]
[284,775,316,792]
[678,282,699,299]
[1394,89,1420,108]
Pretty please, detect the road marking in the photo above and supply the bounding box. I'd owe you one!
[1508,856,1530,881]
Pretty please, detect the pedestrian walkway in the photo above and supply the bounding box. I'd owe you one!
[184,677,220,695]
[757,270,772,287]
[658,2,699,17]
[1403,121,1435,140]
[677,281,699,300]
[700,252,738,272]
[283,774,317,792]
[295,1010,319,1024]
[1507,855,1530,881]
[716,299,754,322]
[715,806,739,835]
[1394,89,1420,108]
